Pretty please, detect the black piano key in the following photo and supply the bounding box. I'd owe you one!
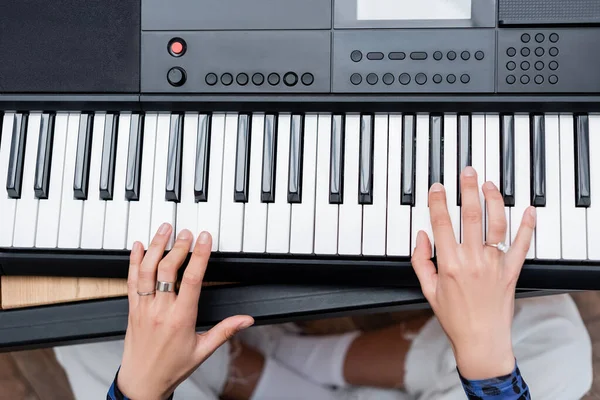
[234,114,252,203]
[500,114,515,207]
[6,113,28,199]
[125,113,144,201]
[359,114,374,205]
[287,114,305,204]
[34,113,56,199]
[457,114,471,206]
[429,114,444,187]
[99,113,119,200]
[329,114,345,204]
[530,114,546,207]
[194,114,211,202]
[261,114,277,203]
[401,114,416,206]
[575,114,591,207]
[73,113,94,200]
[165,113,184,202]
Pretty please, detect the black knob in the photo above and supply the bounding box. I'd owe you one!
[167,67,186,87]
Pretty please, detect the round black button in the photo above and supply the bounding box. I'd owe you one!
[433,74,442,84]
[521,33,531,43]
[415,73,427,85]
[521,47,531,57]
[167,67,186,87]
[383,73,394,85]
[549,61,559,70]
[550,33,559,43]
[549,75,559,84]
[284,72,298,86]
[252,73,265,86]
[535,61,545,71]
[301,73,314,86]
[475,51,485,60]
[350,73,362,85]
[447,74,456,84]
[535,33,545,43]
[366,73,379,85]
[399,73,411,85]
[351,50,363,62]
[507,61,516,71]
[460,74,470,84]
[447,51,457,60]
[461,51,471,60]
[521,61,530,71]
[507,47,516,57]
[549,47,559,57]
[506,75,516,84]
[268,73,280,86]
[221,73,233,86]
[521,75,530,84]
[168,38,187,57]
[236,73,249,86]
[535,75,544,84]
[433,51,443,60]
[205,73,218,86]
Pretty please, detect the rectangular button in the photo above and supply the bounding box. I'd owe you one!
[287,114,304,203]
[388,52,406,60]
[261,114,277,203]
[7,113,29,199]
[234,113,251,203]
[329,114,344,204]
[165,113,184,202]
[34,113,55,199]
[501,114,515,207]
[194,114,211,203]
[457,114,471,205]
[359,114,374,205]
[429,114,443,187]
[99,113,118,200]
[367,52,384,60]
[575,114,591,207]
[530,114,546,207]
[410,52,428,60]
[125,113,144,201]
[401,114,416,206]
[73,113,94,200]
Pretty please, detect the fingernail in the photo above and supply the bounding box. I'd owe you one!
[463,166,475,177]
[178,230,191,240]
[198,231,210,244]
[484,181,497,190]
[158,223,170,235]
[430,183,444,192]
[132,241,142,252]
[528,207,537,220]
[237,318,254,331]
[416,231,423,246]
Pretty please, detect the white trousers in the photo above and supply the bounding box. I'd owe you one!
[54,294,593,400]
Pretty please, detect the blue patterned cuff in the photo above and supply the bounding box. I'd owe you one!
[458,361,530,400]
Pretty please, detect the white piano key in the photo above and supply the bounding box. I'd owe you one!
[13,113,41,247]
[290,113,318,254]
[560,114,587,259]
[103,114,131,249]
[219,113,244,252]
[588,114,600,260]
[80,113,107,249]
[314,113,338,255]
[338,114,362,255]
[411,114,433,254]
[0,113,17,247]
[36,113,68,248]
[266,114,292,253]
[127,113,157,249]
[197,113,225,252]
[536,114,561,260]
[362,114,388,256]
[387,114,411,256]
[511,115,534,259]
[150,113,176,250]
[58,113,84,248]
[471,114,486,241]
[443,114,461,243]
[243,113,268,253]
[176,113,199,245]
[484,114,508,243]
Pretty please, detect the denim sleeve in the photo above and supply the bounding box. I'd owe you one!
[459,362,530,400]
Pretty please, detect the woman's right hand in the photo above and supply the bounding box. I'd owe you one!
[411,166,536,380]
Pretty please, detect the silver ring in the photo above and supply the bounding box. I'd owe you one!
[485,242,509,253]
[137,290,155,296]
[156,281,176,293]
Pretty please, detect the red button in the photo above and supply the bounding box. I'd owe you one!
[171,41,184,55]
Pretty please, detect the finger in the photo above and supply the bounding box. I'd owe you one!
[460,167,484,249]
[428,183,458,258]
[505,207,536,276]
[177,231,212,316]
[138,223,172,297]
[196,315,254,361]
[482,181,507,245]
[156,229,193,302]
[411,231,438,300]
[127,241,144,310]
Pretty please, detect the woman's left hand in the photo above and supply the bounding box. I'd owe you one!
[116,224,254,400]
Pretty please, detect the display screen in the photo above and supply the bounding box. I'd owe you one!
[357,0,472,20]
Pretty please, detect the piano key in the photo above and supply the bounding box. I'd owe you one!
[99,113,118,200]
[127,113,158,249]
[471,114,486,240]
[287,114,304,204]
[536,114,561,259]
[457,114,471,205]
[401,114,416,206]
[165,113,184,203]
[175,113,199,244]
[233,114,251,203]
[58,113,84,248]
[485,114,507,243]
[290,113,318,254]
[512,115,535,259]
[443,114,461,243]
[358,114,374,205]
[329,114,344,204]
[387,114,412,256]
[500,114,515,207]
[588,114,600,260]
[575,114,591,207]
[530,114,546,207]
[362,113,388,256]
[314,113,338,255]
[560,114,587,259]
[243,113,268,253]
[103,113,131,250]
[13,113,41,247]
[412,114,433,254]
[0,113,17,246]
[150,113,176,250]
[73,113,94,200]
[35,113,68,248]
[219,113,245,252]
[80,113,107,249]
[429,114,443,187]
[338,113,362,255]
[261,114,277,203]
[266,114,292,253]
[34,113,55,199]
[6,113,28,199]
[125,113,144,201]
[197,113,225,252]
[194,113,211,203]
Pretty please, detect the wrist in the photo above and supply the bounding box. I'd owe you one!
[454,341,515,380]
[116,368,171,400]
